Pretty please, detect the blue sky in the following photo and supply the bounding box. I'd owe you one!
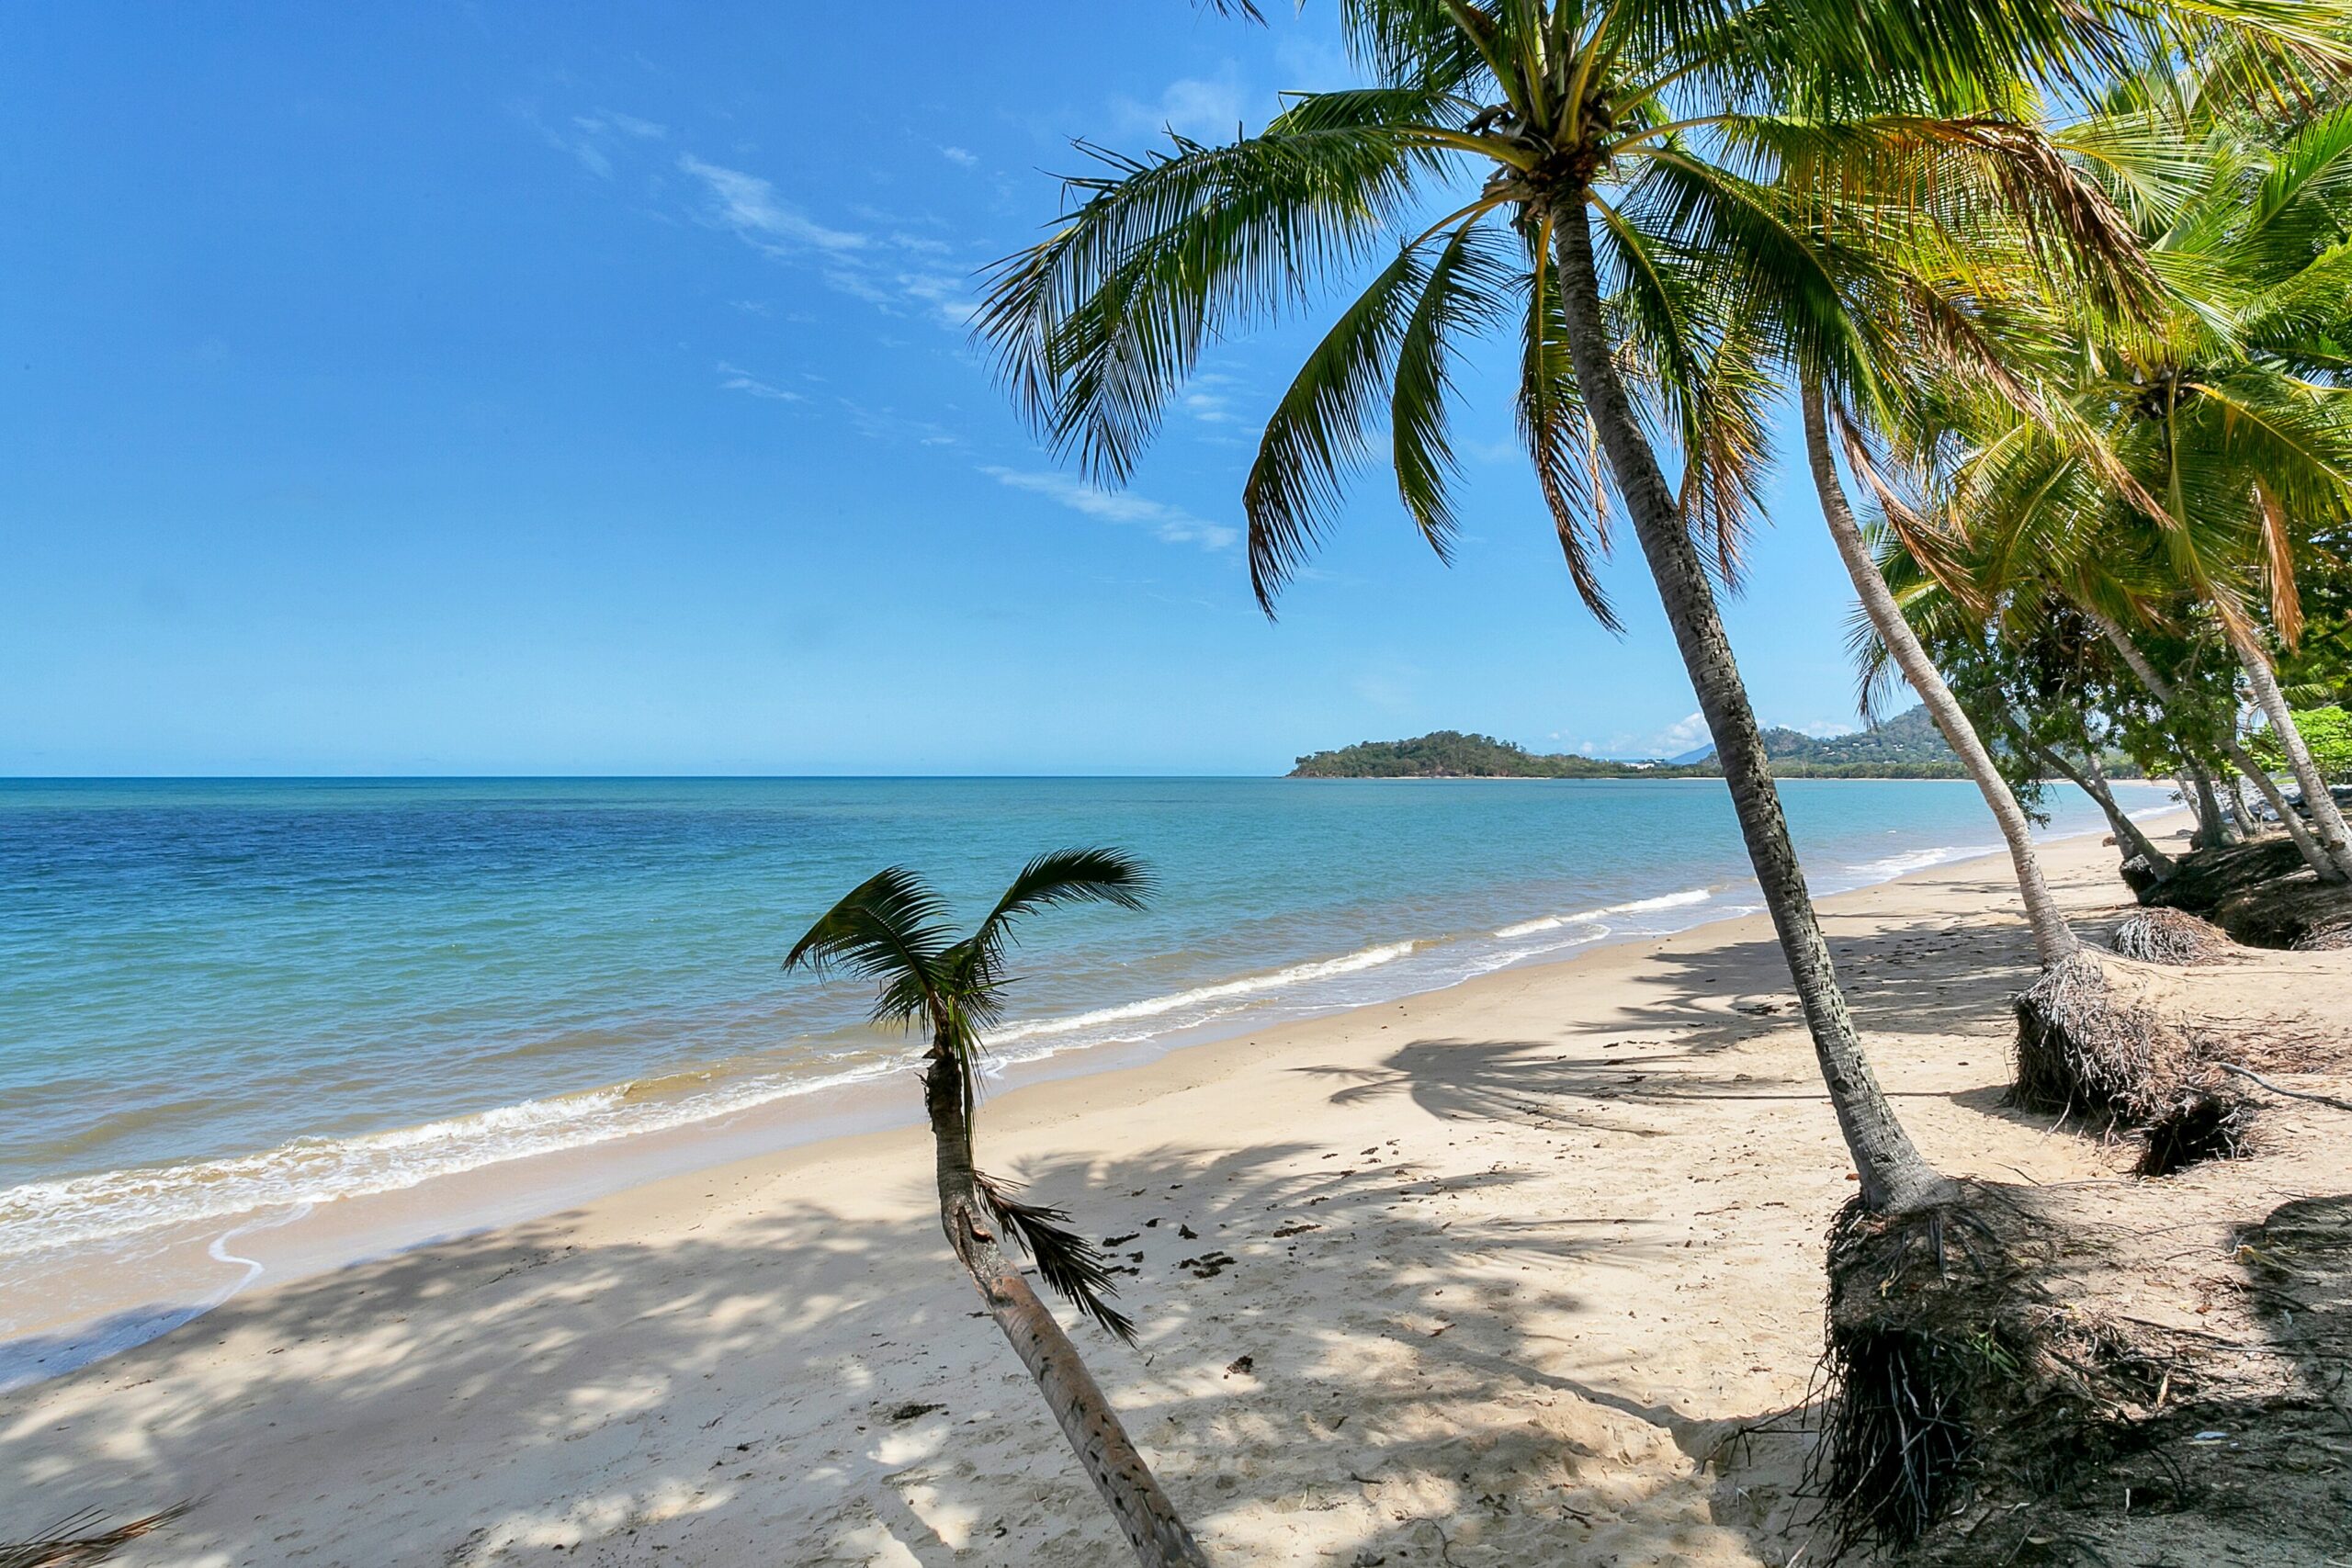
[3,2,1880,775]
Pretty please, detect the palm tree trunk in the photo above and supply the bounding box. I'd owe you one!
[2088,609,2346,882]
[2222,771,2256,839]
[2020,730,2174,879]
[2188,762,2236,846]
[1554,207,1948,1215]
[1799,379,2078,966]
[922,1046,1209,1568]
[2225,622,2352,879]
[2080,746,2175,878]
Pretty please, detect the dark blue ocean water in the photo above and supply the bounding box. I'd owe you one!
[0,776,2158,1268]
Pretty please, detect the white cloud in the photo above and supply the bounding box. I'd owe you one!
[839,399,960,448]
[1114,66,1252,141]
[716,362,805,402]
[673,156,983,327]
[678,154,870,254]
[1462,436,1524,465]
[892,269,978,329]
[1650,712,1713,755]
[1567,711,1712,760]
[539,127,979,333]
[940,145,978,166]
[982,467,1238,550]
[1567,711,1866,760]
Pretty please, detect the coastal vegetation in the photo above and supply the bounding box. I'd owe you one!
[786,851,1210,1568]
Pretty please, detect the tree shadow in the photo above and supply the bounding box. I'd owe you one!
[0,1134,1815,1566]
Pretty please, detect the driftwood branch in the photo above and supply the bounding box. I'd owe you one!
[2214,1063,2352,1114]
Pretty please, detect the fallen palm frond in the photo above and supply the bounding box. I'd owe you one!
[2214,1062,2352,1113]
[2109,908,2235,965]
[1,1506,187,1568]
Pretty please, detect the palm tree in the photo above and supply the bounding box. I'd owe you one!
[1934,62,2352,880]
[1805,430,2075,966]
[785,851,1211,1568]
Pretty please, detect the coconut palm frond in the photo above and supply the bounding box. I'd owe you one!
[784,868,953,1027]
[975,1172,1139,1344]
[976,113,1463,486]
[1244,238,1445,613]
[1392,220,1517,571]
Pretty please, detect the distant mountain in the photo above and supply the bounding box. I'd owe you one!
[1290,705,1971,779]
[1673,705,1962,772]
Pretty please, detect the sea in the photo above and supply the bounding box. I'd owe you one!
[0,774,2168,1384]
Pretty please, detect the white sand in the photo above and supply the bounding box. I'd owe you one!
[1,823,2218,1564]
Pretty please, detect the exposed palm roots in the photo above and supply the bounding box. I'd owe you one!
[2109,907,2234,965]
[1810,1190,2136,1559]
[2010,951,2251,1174]
[2292,919,2352,951]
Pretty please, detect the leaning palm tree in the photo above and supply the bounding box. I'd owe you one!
[1773,140,2159,968]
[785,850,1210,1568]
[1804,389,2085,964]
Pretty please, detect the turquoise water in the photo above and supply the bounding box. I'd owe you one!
[0,776,2157,1276]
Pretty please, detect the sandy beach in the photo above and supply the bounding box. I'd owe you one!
[12,811,2338,1566]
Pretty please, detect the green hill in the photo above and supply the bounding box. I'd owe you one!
[1284,730,1665,778]
[1289,706,1972,779]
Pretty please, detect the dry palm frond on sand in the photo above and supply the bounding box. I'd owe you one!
[0,1508,186,1568]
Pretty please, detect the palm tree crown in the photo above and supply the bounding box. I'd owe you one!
[786,847,1154,1336]
[978,0,2334,616]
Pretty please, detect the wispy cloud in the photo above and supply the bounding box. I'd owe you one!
[532,116,986,332]
[716,362,805,402]
[893,270,978,329]
[982,467,1238,550]
[583,110,666,141]
[670,154,980,326]
[939,145,978,167]
[1178,371,1250,426]
[678,154,870,254]
[840,399,960,448]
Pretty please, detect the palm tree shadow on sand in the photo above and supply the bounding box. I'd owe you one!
[0,1130,1835,1567]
